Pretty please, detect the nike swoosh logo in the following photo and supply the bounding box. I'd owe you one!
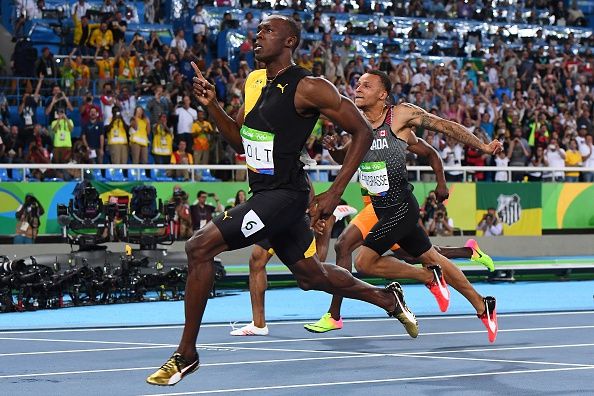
[438,279,450,300]
[475,249,483,259]
[394,292,416,324]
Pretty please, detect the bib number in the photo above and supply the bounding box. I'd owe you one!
[359,162,390,196]
[240,126,274,175]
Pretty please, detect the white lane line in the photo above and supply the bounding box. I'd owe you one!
[2,342,593,379]
[0,337,171,347]
[1,310,592,335]
[2,325,594,354]
[199,325,594,347]
[141,366,594,395]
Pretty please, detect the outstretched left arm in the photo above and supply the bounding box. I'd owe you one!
[395,103,502,155]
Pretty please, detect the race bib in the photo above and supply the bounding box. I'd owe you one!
[359,161,390,196]
[240,126,274,175]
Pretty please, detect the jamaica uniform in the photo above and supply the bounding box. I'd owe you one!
[360,107,432,257]
[213,66,319,265]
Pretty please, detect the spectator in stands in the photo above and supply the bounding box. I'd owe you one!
[150,59,169,88]
[220,12,237,30]
[441,136,464,181]
[81,107,104,164]
[174,95,197,149]
[190,191,223,231]
[71,0,90,20]
[544,137,566,182]
[129,106,150,164]
[68,49,91,95]
[35,47,58,81]
[152,113,173,165]
[14,194,44,244]
[565,138,583,182]
[2,126,23,163]
[73,15,98,55]
[105,106,129,164]
[50,109,73,164]
[99,82,115,125]
[580,135,594,182]
[147,85,171,127]
[26,131,51,180]
[477,208,503,236]
[79,93,101,127]
[169,185,192,239]
[192,4,210,36]
[90,22,114,52]
[101,0,117,14]
[19,76,43,139]
[115,48,137,85]
[427,204,454,237]
[507,127,531,181]
[234,190,247,207]
[109,10,127,53]
[170,29,188,57]
[169,140,193,181]
[241,11,259,30]
[116,85,136,125]
[60,57,76,96]
[191,107,214,170]
[494,150,510,182]
[411,63,431,89]
[527,146,548,181]
[45,85,74,124]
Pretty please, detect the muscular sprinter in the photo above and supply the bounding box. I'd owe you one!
[147,16,417,386]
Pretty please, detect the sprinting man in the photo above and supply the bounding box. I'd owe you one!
[306,70,500,343]
[147,16,418,386]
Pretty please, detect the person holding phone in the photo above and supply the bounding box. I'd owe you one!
[189,190,223,231]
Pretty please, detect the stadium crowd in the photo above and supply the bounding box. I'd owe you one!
[1,0,593,182]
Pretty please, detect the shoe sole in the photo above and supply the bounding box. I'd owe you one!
[389,283,419,338]
[303,325,342,334]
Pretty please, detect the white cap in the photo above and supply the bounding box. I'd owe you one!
[420,63,427,68]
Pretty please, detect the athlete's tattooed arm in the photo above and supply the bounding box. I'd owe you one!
[396,103,503,155]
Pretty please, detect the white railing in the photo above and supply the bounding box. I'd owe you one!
[1,164,593,182]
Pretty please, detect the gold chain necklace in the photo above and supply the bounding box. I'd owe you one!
[368,105,387,124]
[266,64,293,83]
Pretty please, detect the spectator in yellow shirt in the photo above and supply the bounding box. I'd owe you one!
[169,140,194,181]
[152,113,173,164]
[90,22,114,51]
[94,48,116,85]
[68,48,91,95]
[115,47,137,83]
[129,106,150,164]
[191,108,214,164]
[565,138,583,182]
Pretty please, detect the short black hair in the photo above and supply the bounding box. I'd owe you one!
[278,15,301,53]
[198,190,207,197]
[366,70,392,94]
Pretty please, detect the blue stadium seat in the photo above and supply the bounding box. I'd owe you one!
[201,169,220,182]
[92,169,107,182]
[71,126,82,138]
[128,168,150,181]
[106,168,126,182]
[10,168,24,181]
[150,168,173,181]
[0,168,10,181]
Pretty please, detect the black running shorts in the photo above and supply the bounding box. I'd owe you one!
[213,189,316,266]
[363,191,432,258]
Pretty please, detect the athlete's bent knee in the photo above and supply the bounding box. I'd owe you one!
[185,229,213,263]
[354,252,374,275]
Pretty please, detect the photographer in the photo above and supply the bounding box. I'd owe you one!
[45,85,74,124]
[190,191,223,231]
[427,204,455,237]
[50,109,74,164]
[105,106,129,164]
[420,190,439,228]
[169,186,192,240]
[477,208,503,236]
[14,194,45,244]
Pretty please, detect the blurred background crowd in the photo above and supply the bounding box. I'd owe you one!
[0,0,592,183]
